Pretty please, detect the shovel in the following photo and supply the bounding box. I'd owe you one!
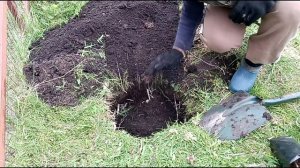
[199,91,300,140]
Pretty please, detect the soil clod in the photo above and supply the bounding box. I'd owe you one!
[24,54,105,106]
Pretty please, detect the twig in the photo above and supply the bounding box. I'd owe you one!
[158,87,172,102]
[146,87,154,102]
[136,75,141,90]
[174,95,179,121]
[227,153,245,156]
[116,104,120,115]
[116,61,127,93]
[117,118,125,129]
[198,57,225,75]
[138,140,144,156]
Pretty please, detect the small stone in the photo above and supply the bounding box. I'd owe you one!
[144,21,154,29]
[187,155,196,165]
[184,132,197,141]
[169,128,178,134]
[172,154,176,161]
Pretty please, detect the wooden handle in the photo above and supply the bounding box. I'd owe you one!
[0,1,8,167]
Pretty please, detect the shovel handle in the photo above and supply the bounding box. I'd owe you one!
[262,92,300,106]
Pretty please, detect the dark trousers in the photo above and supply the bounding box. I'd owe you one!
[173,1,204,51]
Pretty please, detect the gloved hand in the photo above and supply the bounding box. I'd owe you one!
[143,49,184,84]
[229,1,276,26]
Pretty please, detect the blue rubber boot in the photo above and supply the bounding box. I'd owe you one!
[229,59,261,93]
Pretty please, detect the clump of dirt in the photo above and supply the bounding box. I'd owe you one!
[24,54,105,106]
[25,1,179,106]
[180,52,238,91]
[111,83,187,137]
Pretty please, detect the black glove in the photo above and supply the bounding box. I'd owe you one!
[143,49,183,83]
[229,1,276,26]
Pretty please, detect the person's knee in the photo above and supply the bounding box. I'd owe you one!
[202,35,242,53]
[275,2,300,23]
[205,42,233,53]
[201,5,245,53]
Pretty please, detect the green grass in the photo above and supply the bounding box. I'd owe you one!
[6,1,300,167]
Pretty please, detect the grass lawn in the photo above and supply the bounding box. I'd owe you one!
[6,1,300,167]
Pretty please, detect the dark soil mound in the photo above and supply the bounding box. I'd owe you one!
[25,1,179,106]
[112,83,187,137]
[24,1,238,107]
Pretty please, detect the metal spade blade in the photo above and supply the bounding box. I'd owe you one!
[199,91,300,140]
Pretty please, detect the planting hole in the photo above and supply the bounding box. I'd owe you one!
[111,83,188,137]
